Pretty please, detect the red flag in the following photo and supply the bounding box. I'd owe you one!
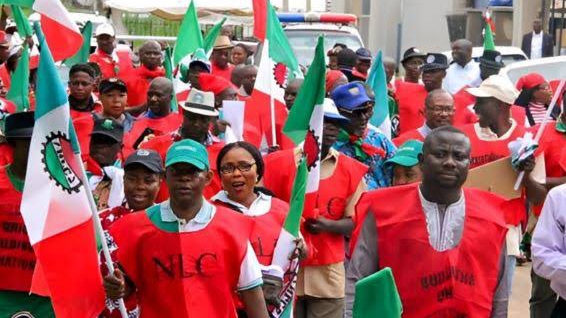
[253,0,267,40]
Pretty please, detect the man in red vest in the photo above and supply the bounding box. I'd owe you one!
[396,53,448,134]
[262,99,368,318]
[211,35,235,82]
[462,75,548,302]
[124,41,165,107]
[123,77,182,156]
[0,112,55,316]
[103,138,268,318]
[140,88,225,201]
[393,89,454,146]
[88,23,133,80]
[346,126,509,318]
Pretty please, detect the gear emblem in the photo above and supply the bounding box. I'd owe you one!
[303,128,321,171]
[273,62,289,89]
[41,131,83,194]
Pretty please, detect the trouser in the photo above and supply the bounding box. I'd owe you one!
[294,296,344,318]
[530,269,558,318]
[507,255,517,296]
[551,298,566,317]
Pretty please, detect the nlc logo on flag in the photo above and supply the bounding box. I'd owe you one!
[41,131,83,194]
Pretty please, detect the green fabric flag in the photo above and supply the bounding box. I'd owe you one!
[283,158,308,237]
[283,36,325,145]
[173,0,203,66]
[266,1,300,78]
[10,5,32,38]
[64,21,92,68]
[6,43,29,112]
[484,23,496,51]
[163,46,178,112]
[203,17,226,54]
[353,267,403,318]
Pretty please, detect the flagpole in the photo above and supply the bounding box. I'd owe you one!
[513,79,566,190]
[74,153,129,318]
[269,54,278,147]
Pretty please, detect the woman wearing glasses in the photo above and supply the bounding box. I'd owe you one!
[211,141,304,317]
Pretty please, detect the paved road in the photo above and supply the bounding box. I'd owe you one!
[510,263,532,318]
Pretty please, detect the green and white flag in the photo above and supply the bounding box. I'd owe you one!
[6,42,30,112]
[203,17,226,54]
[173,0,203,66]
[267,36,326,318]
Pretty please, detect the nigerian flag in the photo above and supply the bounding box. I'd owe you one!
[367,51,392,139]
[19,23,104,317]
[267,36,325,318]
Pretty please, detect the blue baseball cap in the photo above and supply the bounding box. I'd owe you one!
[356,48,372,61]
[330,81,374,113]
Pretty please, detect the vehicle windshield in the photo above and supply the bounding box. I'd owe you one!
[285,30,363,67]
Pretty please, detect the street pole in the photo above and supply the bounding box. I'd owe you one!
[560,0,565,55]
[283,0,289,12]
[306,0,312,12]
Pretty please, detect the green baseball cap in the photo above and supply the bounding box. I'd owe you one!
[165,139,209,171]
[385,139,423,168]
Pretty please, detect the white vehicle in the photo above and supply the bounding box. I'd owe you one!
[500,55,566,85]
[279,13,364,67]
[443,46,528,66]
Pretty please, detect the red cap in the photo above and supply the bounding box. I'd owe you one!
[326,70,346,93]
[516,73,547,91]
[199,73,237,95]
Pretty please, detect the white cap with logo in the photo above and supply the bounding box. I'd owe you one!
[466,75,519,105]
[95,23,115,37]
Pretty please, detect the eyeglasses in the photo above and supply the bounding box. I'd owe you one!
[219,162,256,174]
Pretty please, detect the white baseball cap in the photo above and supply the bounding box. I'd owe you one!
[466,75,519,105]
[95,23,115,37]
[323,98,349,125]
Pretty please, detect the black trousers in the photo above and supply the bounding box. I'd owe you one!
[551,297,566,318]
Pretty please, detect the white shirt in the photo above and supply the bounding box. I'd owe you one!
[532,184,566,298]
[531,31,543,59]
[211,191,272,216]
[418,187,466,251]
[160,199,263,291]
[443,60,481,95]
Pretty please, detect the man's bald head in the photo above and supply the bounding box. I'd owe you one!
[424,89,455,129]
[147,77,173,116]
[451,39,473,67]
[241,65,258,96]
[284,78,304,110]
[149,77,173,95]
[139,41,162,70]
[231,64,247,87]
[421,126,471,190]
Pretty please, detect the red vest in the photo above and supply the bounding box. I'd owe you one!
[460,124,526,169]
[0,64,11,90]
[452,87,478,126]
[392,129,424,147]
[88,49,134,80]
[123,113,183,157]
[396,81,428,134]
[213,198,288,266]
[537,122,566,178]
[303,154,368,266]
[110,205,251,318]
[0,166,35,292]
[140,133,224,202]
[358,184,507,318]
